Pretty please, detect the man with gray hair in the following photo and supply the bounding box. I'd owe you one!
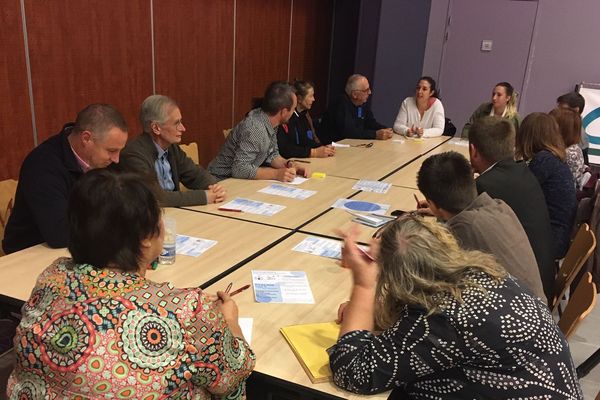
[120,95,225,207]
[319,74,393,143]
[3,104,128,254]
[208,81,308,181]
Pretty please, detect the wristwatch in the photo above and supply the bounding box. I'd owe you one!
[286,159,294,168]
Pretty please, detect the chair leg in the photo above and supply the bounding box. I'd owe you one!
[577,348,600,378]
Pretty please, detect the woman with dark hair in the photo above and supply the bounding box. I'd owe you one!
[7,169,255,399]
[516,112,577,259]
[277,80,335,158]
[330,218,581,398]
[393,76,445,138]
[462,81,520,138]
[550,107,586,188]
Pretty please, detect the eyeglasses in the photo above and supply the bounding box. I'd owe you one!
[351,142,373,148]
[353,87,371,93]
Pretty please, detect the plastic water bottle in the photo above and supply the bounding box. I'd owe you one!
[159,217,176,265]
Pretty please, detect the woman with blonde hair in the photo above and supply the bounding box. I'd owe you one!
[462,81,520,138]
[516,112,576,259]
[329,217,580,398]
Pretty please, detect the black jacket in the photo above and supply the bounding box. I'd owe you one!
[3,124,83,254]
[476,158,556,302]
[277,110,320,158]
[318,94,386,144]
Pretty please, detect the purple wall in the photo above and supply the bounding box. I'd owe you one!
[421,0,600,123]
[370,0,431,126]
[520,0,600,114]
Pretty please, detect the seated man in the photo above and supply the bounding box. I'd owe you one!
[318,74,393,143]
[2,104,128,254]
[417,151,546,302]
[120,95,225,207]
[208,81,308,182]
[469,116,555,302]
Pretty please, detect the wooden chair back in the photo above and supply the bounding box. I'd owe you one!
[551,223,596,312]
[179,142,199,165]
[0,179,18,256]
[558,272,597,339]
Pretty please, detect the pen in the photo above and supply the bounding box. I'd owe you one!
[229,284,251,296]
[356,245,376,262]
[413,193,420,208]
[291,159,311,164]
[218,207,243,212]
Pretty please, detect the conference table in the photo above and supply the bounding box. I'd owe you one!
[383,137,470,188]
[0,135,454,400]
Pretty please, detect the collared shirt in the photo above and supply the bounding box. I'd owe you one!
[69,143,90,172]
[208,109,280,180]
[153,141,175,190]
[478,161,499,176]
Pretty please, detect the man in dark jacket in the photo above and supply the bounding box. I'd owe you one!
[319,74,393,143]
[469,116,556,302]
[3,104,128,254]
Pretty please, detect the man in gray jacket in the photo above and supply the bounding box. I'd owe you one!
[120,95,225,207]
[417,151,547,302]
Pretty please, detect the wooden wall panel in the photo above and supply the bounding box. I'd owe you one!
[154,0,234,167]
[289,0,334,118]
[0,2,34,180]
[234,0,292,123]
[24,0,152,141]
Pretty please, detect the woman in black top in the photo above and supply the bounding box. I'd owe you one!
[277,81,335,158]
[330,217,581,398]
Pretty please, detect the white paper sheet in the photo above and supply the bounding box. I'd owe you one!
[292,236,343,259]
[238,317,253,345]
[252,270,315,304]
[259,183,316,200]
[331,141,350,148]
[331,198,390,215]
[219,198,286,216]
[352,180,391,194]
[175,235,218,257]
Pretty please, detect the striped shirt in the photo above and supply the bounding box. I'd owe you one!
[209,109,280,180]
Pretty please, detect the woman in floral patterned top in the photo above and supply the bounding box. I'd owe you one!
[330,217,581,399]
[8,169,255,399]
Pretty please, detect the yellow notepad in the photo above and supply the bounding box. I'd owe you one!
[280,321,340,383]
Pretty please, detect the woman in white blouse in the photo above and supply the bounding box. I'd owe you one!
[393,76,445,138]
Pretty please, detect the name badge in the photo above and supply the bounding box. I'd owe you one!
[306,130,314,140]
[357,107,363,119]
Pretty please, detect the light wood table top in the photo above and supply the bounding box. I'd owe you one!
[300,185,421,243]
[383,138,470,188]
[203,233,388,400]
[0,208,289,302]
[184,176,359,229]
[296,136,449,180]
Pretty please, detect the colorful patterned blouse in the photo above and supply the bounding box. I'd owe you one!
[8,257,255,399]
[329,271,582,399]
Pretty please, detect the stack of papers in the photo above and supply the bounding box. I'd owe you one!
[346,211,395,228]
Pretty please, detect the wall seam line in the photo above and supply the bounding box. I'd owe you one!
[20,0,37,146]
[150,0,156,94]
[232,0,237,127]
[287,0,293,81]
